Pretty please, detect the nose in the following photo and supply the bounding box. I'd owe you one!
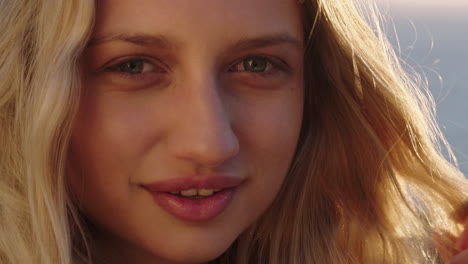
[168,78,239,168]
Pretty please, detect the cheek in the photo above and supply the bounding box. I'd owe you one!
[72,93,161,163]
[67,93,161,205]
[238,86,303,159]
[235,88,303,205]
[244,107,301,169]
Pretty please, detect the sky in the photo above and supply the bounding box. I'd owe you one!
[377,0,468,172]
[377,0,468,8]
[381,0,468,5]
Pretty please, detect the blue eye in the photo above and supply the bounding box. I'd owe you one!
[232,56,274,73]
[110,59,155,74]
[242,57,270,72]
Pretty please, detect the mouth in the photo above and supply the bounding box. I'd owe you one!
[146,187,237,222]
[168,188,223,200]
[141,175,243,222]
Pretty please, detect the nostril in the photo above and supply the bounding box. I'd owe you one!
[169,123,239,167]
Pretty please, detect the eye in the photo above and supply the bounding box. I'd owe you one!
[111,59,155,74]
[242,57,271,72]
[99,57,169,89]
[231,56,273,73]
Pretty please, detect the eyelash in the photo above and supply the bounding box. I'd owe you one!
[103,55,289,81]
[229,56,289,76]
[104,56,165,81]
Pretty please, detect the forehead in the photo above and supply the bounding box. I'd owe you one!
[93,0,304,44]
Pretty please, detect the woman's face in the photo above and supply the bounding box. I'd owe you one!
[70,0,304,263]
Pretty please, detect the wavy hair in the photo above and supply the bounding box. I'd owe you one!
[223,1,468,263]
[0,0,94,263]
[0,0,466,263]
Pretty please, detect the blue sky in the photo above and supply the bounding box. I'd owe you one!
[380,0,468,6]
[378,0,468,172]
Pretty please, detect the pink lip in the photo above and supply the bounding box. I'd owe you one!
[142,175,243,192]
[141,176,243,222]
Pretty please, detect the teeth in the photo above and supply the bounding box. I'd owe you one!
[198,189,214,196]
[175,188,222,197]
[180,189,197,196]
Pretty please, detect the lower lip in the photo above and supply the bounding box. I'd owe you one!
[148,188,235,222]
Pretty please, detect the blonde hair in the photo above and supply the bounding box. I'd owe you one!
[0,0,466,264]
[0,0,94,263]
[223,1,468,263]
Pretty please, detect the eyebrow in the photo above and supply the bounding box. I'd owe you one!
[87,33,177,49]
[87,33,302,51]
[228,33,302,51]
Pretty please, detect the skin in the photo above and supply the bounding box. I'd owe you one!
[450,219,468,264]
[69,0,304,263]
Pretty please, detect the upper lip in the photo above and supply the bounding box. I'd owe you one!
[141,175,244,192]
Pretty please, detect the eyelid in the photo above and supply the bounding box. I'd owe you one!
[229,55,291,73]
[100,55,167,73]
[91,55,170,87]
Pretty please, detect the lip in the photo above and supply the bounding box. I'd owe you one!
[142,175,243,192]
[141,175,243,222]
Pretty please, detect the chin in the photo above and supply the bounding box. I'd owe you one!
[154,246,229,264]
[141,233,236,264]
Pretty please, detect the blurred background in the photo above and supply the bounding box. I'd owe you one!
[376,0,468,174]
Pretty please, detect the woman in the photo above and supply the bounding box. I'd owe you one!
[0,0,467,263]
